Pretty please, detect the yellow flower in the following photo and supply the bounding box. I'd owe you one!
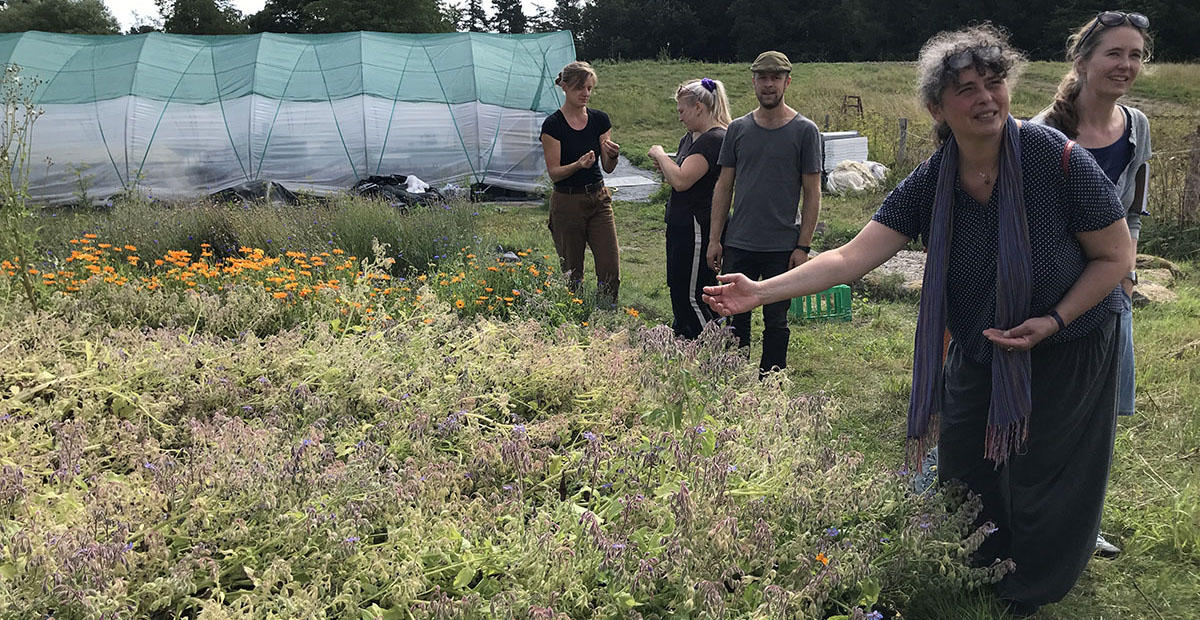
[626,308,639,317]
[455,299,465,309]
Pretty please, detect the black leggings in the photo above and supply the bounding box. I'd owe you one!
[666,218,717,339]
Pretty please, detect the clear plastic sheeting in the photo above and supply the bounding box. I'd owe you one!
[1,31,574,204]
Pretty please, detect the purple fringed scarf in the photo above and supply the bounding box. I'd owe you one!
[907,115,1032,467]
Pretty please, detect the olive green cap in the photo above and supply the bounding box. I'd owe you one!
[750,50,791,73]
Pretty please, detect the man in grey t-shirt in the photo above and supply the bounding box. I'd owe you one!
[708,50,822,375]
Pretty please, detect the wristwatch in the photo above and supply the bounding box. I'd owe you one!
[796,245,811,253]
[1125,270,1138,285]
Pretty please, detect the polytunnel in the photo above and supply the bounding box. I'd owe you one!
[0,30,576,204]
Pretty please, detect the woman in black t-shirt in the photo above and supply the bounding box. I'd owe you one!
[648,78,732,338]
[540,61,622,303]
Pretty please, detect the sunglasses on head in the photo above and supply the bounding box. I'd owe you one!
[945,45,1002,70]
[1080,11,1150,45]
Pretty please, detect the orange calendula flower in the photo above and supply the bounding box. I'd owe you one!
[331,248,344,255]
[423,318,434,324]
[124,245,137,252]
[83,233,98,239]
[626,308,639,317]
[816,553,829,566]
[455,299,465,309]
[273,292,288,299]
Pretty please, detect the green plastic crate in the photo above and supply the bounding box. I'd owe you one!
[789,284,852,322]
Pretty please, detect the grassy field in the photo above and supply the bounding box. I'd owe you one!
[587,60,1200,161]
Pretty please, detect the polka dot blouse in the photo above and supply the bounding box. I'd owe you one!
[873,122,1124,364]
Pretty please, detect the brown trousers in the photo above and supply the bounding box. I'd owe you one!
[548,187,620,303]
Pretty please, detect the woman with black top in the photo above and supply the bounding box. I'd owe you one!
[648,78,732,338]
[540,61,622,303]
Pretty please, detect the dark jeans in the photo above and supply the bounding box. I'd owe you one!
[666,219,717,339]
[939,313,1119,606]
[722,246,792,373]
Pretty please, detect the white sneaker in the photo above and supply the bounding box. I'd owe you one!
[1095,533,1121,558]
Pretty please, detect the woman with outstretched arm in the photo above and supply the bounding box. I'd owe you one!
[704,25,1131,617]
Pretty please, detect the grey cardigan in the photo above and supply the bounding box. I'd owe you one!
[1030,105,1152,239]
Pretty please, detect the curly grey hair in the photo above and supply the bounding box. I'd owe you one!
[915,24,1027,144]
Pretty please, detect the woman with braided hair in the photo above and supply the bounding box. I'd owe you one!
[648,78,732,338]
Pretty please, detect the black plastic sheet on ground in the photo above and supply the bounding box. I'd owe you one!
[353,175,445,208]
[209,181,299,206]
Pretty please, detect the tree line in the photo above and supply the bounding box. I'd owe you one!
[1,0,1197,62]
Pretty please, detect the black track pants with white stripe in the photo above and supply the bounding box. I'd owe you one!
[666,217,717,339]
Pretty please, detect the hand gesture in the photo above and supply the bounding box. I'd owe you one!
[702,273,761,316]
[648,144,666,160]
[601,139,621,159]
[575,150,597,169]
[982,316,1060,353]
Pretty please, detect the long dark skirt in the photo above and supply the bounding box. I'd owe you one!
[938,312,1119,606]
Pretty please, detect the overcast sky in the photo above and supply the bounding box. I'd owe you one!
[103,1,550,31]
